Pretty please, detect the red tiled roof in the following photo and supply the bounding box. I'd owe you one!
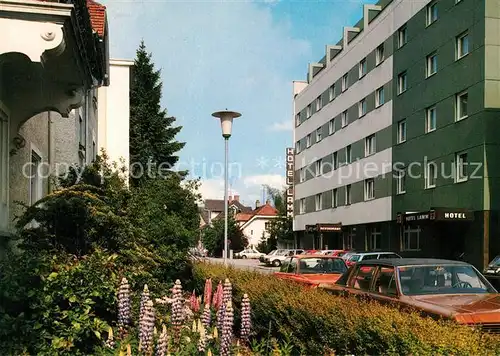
[87,0,106,37]
[253,203,279,216]
[235,213,253,222]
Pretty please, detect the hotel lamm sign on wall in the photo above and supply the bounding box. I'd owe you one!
[285,148,294,217]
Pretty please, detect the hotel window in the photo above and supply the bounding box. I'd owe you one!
[397,72,407,95]
[398,25,408,48]
[426,1,438,26]
[329,84,336,101]
[30,151,42,206]
[396,168,406,194]
[92,140,96,160]
[402,226,421,251]
[345,184,352,205]
[456,91,468,121]
[332,189,338,208]
[316,127,322,142]
[299,168,305,183]
[375,86,385,107]
[367,226,382,250]
[316,95,323,111]
[328,118,335,135]
[364,178,375,201]
[345,145,352,164]
[306,134,311,148]
[425,106,437,132]
[79,114,85,146]
[365,134,376,156]
[343,227,354,250]
[299,198,306,214]
[306,104,311,118]
[341,74,348,92]
[456,152,468,182]
[296,140,301,153]
[315,193,322,211]
[359,58,367,78]
[375,44,384,65]
[397,120,407,143]
[359,98,367,117]
[316,159,322,176]
[341,110,348,127]
[425,162,437,189]
[295,113,300,126]
[456,32,469,60]
[333,151,338,170]
[426,52,437,77]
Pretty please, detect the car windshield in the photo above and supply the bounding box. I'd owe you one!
[267,250,277,256]
[349,255,361,262]
[398,265,496,296]
[488,256,500,267]
[298,258,347,274]
[275,250,289,256]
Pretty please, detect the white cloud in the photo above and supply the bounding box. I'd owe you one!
[268,120,292,132]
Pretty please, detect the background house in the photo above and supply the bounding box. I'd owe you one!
[235,200,279,248]
[199,195,252,228]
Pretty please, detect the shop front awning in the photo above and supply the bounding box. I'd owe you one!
[396,208,474,224]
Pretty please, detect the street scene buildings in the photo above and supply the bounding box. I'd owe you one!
[292,0,500,269]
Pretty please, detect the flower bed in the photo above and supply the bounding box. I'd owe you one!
[193,262,500,355]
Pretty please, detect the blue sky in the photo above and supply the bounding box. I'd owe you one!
[101,0,375,207]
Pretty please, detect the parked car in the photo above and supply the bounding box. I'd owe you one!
[260,249,277,263]
[345,251,401,267]
[265,249,304,267]
[326,250,347,257]
[274,255,348,288]
[235,248,264,259]
[323,258,500,332]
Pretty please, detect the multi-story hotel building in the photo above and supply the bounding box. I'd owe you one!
[292,0,500,269]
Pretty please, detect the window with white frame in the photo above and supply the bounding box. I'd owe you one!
[365,134,376,156]
[396,167,406,194]
[456,31,469,59]
[306,134,311,148]
[398,71,407,94]
[376,44,384,65]
[299,168,305,183]
[342,74,348,92]
[316,127,322,142]
[426,1,438,26]
[346,145,352,164]
[333,151,338,170]
[367,225,382,250]
[425,162,437,188]
[329,84,335,101]
[316,159,322,176]
[30,151,42,206]
[315,193,322,211]
[332,189,338,208]
[426,52,437,77]
[398,25,408,48]
[316,95,323,111]
[328,118,335,135]
[397,120,407,143]
[345,184,352,205]
[426,106,437,132]
[456,91,468,120]
[306,104,311,118]
[456,152,468,182]
[402,226,421,251]
[295,114,300,126]
[299,198,306,214]
[359,98,367,117]
[341,110,348,127]
[375,87,385,107]
[359,58,367,78]
[364,178,375,201]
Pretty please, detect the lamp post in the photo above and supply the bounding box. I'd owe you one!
[212,109,241,267]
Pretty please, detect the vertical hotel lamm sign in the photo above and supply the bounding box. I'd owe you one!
[286,148,295,217]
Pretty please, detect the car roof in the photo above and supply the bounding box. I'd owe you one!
[351,251,399,255]
[292,254,343,259]
[355,258,470,267]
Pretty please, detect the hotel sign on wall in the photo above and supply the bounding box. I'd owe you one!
[286,147,294,217]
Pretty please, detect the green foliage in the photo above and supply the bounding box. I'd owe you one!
[193,262,500,356]
[129,40,186,187]
[261,186,293,249]
[201,215,248,257]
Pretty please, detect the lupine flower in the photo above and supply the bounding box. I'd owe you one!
[190,290,200,313]
[212,281,223,310]
[216,300,226,334]
[139,284,150,318]
[197,323,207,353]
[220,301,234,356]
[197,319,203,333]
[222,279,232,305]
[126,344,132,356]
[171,280,184,331]
[207,349,213,356]
[201,303,211,329]
[104,327,115,348]
[117,278,131,327]
[139,299,155,354]
[203,278,213,306]
[240,294,251,342]
[192,319,197,332]
[155,324,168,356]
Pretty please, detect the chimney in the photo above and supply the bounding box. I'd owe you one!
[229,195,233,202]
[234,195,240,202]
[255,200,260,208]
[265,199,270,205]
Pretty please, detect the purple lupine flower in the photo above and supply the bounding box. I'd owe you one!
[201,303,211,329]
[117,277,131,327]
[220,301,234,356]
[104,327,115,348]
[217,278,232,334]
[155,324,168,356]
[216,300,226,335]
[138,284,150,343]
[240,293,251,342]
[171,279,184,331]
[139,299,155,354]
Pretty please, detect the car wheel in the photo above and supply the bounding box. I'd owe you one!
[272,259,281,267]
[241,255,247,259]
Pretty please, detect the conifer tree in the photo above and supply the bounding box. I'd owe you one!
[129,40,185,186]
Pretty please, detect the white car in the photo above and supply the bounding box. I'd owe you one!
[266,249,304,267]
[235,248,264,259]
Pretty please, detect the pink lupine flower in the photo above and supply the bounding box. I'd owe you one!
[212,281,223,310]
[203,278,213,306]
[190,290,200,313]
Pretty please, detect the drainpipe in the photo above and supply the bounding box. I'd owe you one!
[84,91,89,164]
[47,111,52,193]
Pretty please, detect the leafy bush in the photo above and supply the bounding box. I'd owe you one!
[202,215,248,257]
[193,262,500,355]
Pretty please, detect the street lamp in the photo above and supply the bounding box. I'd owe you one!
[212,109,241,267]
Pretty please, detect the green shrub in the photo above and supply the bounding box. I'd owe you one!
[193,262,500,355]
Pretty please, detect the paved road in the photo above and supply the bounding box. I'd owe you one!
[205,257,279,274]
